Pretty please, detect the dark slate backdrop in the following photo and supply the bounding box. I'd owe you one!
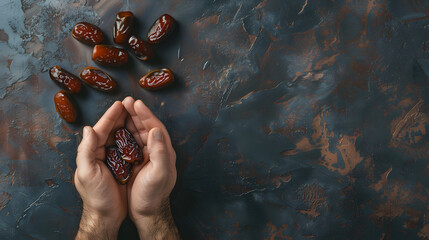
[0,0,428,239]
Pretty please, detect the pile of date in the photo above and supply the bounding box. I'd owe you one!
[51,12,176,124]
[108,128,143,184]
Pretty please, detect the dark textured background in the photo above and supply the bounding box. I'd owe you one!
[0,0,429,239]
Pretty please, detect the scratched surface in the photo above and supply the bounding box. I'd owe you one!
[0,0,429,239]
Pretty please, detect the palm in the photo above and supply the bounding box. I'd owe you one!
[129,159,174,216]
[91,150,127,217]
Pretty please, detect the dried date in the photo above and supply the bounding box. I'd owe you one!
[113,11,134,45]
[106,146,132,184]
[92,45,128,66]
[54,91,77,123]
[115,128,143,164]
[147,14,176,44]
[128,35,154,61]
[71,22,104,45]
[49,66,82,93]
[139,68,174,90]
[80,67,116,92]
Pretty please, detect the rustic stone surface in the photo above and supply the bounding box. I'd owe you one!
[0,0,428,239]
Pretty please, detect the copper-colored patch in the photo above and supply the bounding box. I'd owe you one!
[297,182,327,218]
[0,29,8,42]
[0,192,11,211]
[369,166,392,191]
[264,221,290,240]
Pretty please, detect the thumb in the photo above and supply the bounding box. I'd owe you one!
[76,126,98,169]
[147,128,169,167]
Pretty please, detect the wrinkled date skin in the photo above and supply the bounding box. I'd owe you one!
[113,11,134,45]
[54,91,77,123]
[147,14,176,44]
[80,67,116,92]
[71,22,104,45]
[128,36,154,61]
[92,45,128,66]
[115,128,143,164]
[139,68,174,90]
[49,66,82,93]
[106,146,132,184]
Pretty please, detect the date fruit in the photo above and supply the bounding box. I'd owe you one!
[115,128,143,164]
[54,91,77,123]
[80,67,116,92]
[92,45,128,66]
[106,146,132,184]
[113,11,134,45]
[49,66,82,93]
[71,22,104,45]
[147,14,176,44]
[128,35,154,61]
[139,68,174,90]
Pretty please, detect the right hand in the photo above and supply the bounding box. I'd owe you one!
[122,97,179,239]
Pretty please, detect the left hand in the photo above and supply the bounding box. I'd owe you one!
[74,101,128,239]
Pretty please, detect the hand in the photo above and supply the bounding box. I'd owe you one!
[122,97,180,239]
[74,101,128,240]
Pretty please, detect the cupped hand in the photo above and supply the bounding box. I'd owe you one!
[74,101,128,238]
[122,97,177,219]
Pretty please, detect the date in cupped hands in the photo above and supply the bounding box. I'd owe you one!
[106,146,132,185]
[105,128,143,184]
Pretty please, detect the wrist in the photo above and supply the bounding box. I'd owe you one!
[76,208,122,240]
[133,199,180,240]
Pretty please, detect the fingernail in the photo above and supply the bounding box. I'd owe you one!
[153,128,163,141]
[83,126,89,137]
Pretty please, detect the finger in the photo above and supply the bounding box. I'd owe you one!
[134,100,176,158]
[105,106,128,146]
[76,126,97,169]
[125,115,143,147]
[134,100,164,129]
[147,128,170,168]
[126,161,147,202]
[93,101,125,146]
[123,97,150,145]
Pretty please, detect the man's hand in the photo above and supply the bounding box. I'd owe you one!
[122,97,180,239]
[74,101,128,240]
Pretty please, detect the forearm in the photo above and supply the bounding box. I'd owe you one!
[76,209,121,240]
[134,199,180,240]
